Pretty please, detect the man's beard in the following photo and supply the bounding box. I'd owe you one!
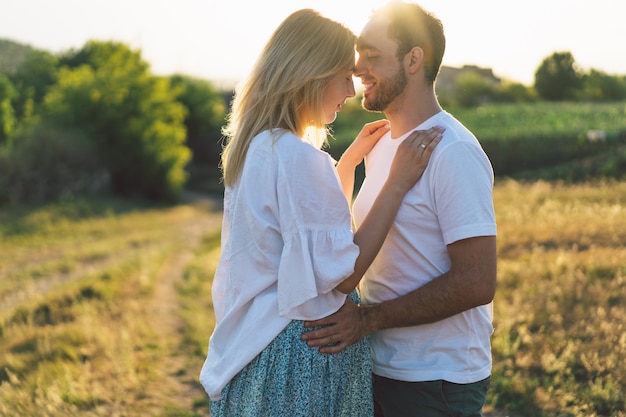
[362,66,407,112]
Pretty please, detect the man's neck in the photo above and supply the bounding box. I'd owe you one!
[385,90,442,138]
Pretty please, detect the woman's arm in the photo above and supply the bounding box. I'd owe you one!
[336,120,390,203]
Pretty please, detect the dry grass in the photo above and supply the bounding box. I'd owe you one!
[1,180,625,416]
[0,195,222,417]
[490,179,626,416]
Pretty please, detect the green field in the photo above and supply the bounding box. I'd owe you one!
[1,180,625,416]
[328,100,626,181]
[330,100,626,144]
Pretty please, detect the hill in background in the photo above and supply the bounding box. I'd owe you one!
[0,38,38,73]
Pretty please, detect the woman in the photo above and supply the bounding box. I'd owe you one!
[200,9,442,416]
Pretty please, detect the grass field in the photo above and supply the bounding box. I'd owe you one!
[326,100,626,186]
[490,179,626,417]
[1,180,625,416]
[0,193,223,416]
[330,100,626,144]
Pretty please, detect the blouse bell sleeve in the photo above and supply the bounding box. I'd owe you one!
[275,145,360,321]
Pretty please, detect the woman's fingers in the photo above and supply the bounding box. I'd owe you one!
[405,126,444,146]
[402,126,445,156]
[357,119,390,140]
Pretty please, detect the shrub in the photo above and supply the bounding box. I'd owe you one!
[0,124,106,205]
[43,41,190,202]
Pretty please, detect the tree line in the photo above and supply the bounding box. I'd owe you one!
[0,40,226,205]
[1,39,624,206]
[438,51,626,108]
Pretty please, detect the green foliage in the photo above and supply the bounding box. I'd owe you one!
[454,101,626,142]
[0,75,17,141]
[0,124,104,205]
[42,41,191,201]
[437,53,623,105]
[7,50,59,121]
[0,39,35,74]
[534,51,583,101]
[0,44,59,144]
[453,70,497,107]
[169,74,226,164]
[437,69,537,108]
[328,100,626,184]
[4,37,626,206]
[492,81,538,103]
[456,102,626,176]
[580,70,626,101]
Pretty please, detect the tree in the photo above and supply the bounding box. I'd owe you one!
[534,51,582,101]
[0,39,35,73]
[493,81,538,103]
[169,75,226,164]
[43,41,190,201]
[0,123,103,205]
[8,50,59,121]
[0,75,16,142]
[453,70,496,107]
[580,69,626,101]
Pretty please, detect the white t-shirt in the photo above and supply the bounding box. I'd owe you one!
[200,129,360,400]
[353,111,497,384]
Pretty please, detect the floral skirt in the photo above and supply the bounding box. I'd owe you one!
[209,292,373,417]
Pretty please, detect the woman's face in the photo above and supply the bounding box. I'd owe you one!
[321,67,356,124]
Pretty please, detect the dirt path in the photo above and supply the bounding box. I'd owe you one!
[138,196,221,416]
[145,248,209,416]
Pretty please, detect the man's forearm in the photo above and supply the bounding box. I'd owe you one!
[360,272,477,331]
[360,236,497,331]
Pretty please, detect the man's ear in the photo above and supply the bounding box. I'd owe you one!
[406,47,424,74]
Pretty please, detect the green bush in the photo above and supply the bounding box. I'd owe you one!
[0,125,105,205]
[0,75,17,142]
[43,41,190,202]
[169,74,226,164]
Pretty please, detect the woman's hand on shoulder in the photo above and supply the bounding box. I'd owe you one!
[337,119,390,169]
[388,126,445,192]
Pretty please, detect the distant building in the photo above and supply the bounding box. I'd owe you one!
[436,64,501,94]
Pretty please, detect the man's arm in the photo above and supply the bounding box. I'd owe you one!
[301,235,497,353]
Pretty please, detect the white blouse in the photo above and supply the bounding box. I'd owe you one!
[200,129,360,400]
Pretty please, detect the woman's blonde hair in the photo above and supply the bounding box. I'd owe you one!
[221,9,356,187]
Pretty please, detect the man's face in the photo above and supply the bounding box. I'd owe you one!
[355,17,407,112]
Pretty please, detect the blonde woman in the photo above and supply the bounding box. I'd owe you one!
[200,9,443,417]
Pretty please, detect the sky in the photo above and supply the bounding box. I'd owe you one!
[1,0,625,90]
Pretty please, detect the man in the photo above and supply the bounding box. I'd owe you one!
[301,2,497,416]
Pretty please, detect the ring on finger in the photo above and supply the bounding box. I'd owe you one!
[420,143,426,148]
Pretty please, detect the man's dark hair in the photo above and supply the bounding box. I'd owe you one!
[375,1,446,83]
